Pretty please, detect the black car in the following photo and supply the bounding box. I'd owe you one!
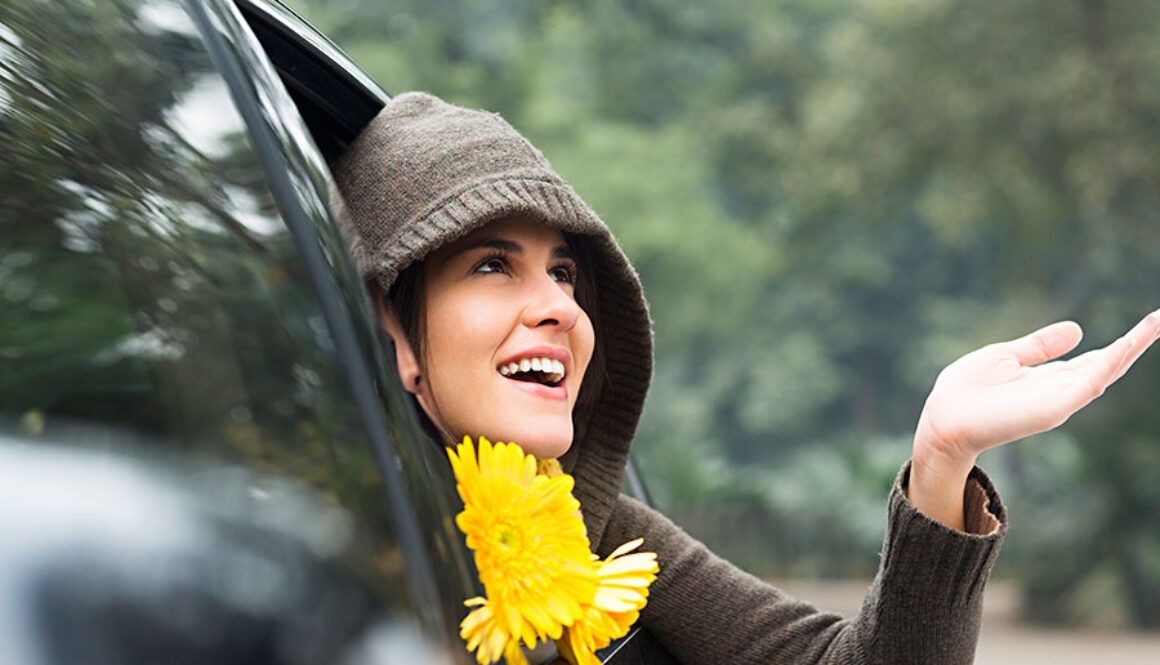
[0,1,664,663]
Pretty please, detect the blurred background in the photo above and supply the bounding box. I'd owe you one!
[287,0,1160,647]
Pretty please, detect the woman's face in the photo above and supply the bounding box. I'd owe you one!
[396,216,595,459]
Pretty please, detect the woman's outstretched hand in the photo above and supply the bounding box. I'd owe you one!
[908,309,1160,530]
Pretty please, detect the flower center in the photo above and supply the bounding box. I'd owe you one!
[480,524,532,586]
[497,527,519,551]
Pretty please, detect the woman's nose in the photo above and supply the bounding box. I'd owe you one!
[521,275,581,331]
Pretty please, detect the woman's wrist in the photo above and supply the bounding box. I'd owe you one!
[909,438,977,531]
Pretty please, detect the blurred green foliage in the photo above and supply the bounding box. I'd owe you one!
[290,0,1160,627]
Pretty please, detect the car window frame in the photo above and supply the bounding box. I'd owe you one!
[185,0,451,641]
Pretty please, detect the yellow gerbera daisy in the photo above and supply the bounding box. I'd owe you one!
[557,539,660,665]
[450,437,598,664]
[459,598,530,665]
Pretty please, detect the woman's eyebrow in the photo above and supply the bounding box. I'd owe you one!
[460,238,574,260]
[462,238,522,254]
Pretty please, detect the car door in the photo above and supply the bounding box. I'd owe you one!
[0,0,471,662]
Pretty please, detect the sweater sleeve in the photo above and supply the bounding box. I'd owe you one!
[596,462,1007,665]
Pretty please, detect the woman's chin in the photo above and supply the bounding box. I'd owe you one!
[520,438,572,460]
[475,423,573,460]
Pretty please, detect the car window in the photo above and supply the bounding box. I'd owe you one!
[0,0,426,636]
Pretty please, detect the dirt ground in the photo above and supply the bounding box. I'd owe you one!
[770,579,1160,663]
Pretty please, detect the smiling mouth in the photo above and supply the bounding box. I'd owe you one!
[498,357,565,387]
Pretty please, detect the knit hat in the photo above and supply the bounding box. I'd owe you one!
[332,92,653,545]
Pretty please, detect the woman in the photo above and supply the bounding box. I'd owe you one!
[333,92,1160,664]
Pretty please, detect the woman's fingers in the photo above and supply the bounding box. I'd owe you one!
[1058,308,1160,402]
[997,320,1084,366]
[1110,308,1160,382]
[1059,337,1133,407]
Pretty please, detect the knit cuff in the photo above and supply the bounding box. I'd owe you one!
[963,475,1002,535]
[878,461,1007,609]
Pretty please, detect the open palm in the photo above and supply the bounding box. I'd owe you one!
[915,310,1160,466]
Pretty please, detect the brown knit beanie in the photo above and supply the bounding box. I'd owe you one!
[332,92,653,545]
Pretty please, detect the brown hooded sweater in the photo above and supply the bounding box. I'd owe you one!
[333,91,1007,665]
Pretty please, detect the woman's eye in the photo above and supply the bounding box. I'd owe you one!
[474,257,508,274]
[550,265,577,285]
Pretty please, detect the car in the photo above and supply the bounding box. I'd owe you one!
[0,1,668,663]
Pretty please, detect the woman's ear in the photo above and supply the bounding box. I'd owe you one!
[374,295,423,396]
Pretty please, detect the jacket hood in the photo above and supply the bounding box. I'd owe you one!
[332,92,653,545]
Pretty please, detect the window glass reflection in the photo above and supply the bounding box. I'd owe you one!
[0,0,411,619]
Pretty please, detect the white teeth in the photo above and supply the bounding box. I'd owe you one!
[497,357,568,383]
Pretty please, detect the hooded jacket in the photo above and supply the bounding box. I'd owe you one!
[333,92,1007,665]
